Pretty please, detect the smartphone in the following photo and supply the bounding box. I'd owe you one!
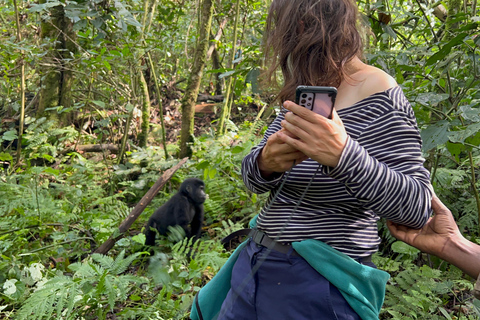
[295,86,337,119]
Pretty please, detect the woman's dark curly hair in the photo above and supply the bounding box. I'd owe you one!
[263,0,363,103]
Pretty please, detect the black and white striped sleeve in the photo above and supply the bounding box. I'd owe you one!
[241,114,286,194]
[324,108,432,228]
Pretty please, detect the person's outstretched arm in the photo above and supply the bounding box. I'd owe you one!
[387,195,480,279]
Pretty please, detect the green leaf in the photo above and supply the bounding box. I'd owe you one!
[0,152,13,162]
[132,233,146,245]
[420,120,449,151]
[391,241,420,256]
[219,70,235,79]
[466,130,480,146]
[2,130,18,141]
[459,104,480,121]
[413,92,449,106]
[196,161,210,170]
[448,122,480,143]
[446,142,466,162]
[28,1,63,13]
[232,56,243,64]
[438,307,453,319]
[426,32,467,66]
[231,146,244,154]
[246,68,261,94]
[122,46,131,57]
[103,60,112,71]
[129,295,141,301]
[43,167,59,175]
[383,25,397,39]
[92,100,106,108]
[208,168,217,179]
[110,50,121,56]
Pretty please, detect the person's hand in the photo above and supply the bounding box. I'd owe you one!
[277,101,348,168]
[257,128,308,178]
[387,195,462,257]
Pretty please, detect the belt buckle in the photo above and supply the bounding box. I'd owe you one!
[251,229,265,246]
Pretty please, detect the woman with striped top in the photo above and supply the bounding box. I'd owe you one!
[217,0,433,319]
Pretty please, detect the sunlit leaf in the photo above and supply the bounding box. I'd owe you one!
[426,33,467,65]
[448,122,480,143]
[413,92,449,106]
[391,241,420,256]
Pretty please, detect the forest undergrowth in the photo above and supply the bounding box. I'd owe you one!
[1,112,479,319]
[1,0,480,318]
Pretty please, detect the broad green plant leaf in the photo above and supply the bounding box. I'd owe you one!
[391,241,420,256]
[0,152,13,161]
[413,92,449,106]
[420,120,450,151]
[92,100,106,108]
[448,122,480,143]
[426,32,468,66]
[2,130,18,141]
[219,70,235,79]
[28,0,63,13]
[459,104,480,121]
[446,142,466,162]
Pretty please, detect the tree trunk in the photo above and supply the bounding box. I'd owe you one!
[212,48,223,96]
[13,0,25,165]
[179,0,214,158]
[37,2,76,124]
[217,0,241,136]
[207,17,228,96]
[138,70,151,148]
[444,0,462,38]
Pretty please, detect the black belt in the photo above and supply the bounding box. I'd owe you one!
[221,228,299,256]
[249,229,300,256]
[221,228,373,263]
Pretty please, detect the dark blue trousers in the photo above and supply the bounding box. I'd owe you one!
[217,239,366,320]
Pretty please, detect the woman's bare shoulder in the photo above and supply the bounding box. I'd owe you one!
[358,65,397,96]
[336,62,398,110]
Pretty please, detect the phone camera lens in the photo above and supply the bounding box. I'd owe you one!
[307,103,311,107]
[302,94,307,98]
[301,99,306,104]
[308,97,313,101]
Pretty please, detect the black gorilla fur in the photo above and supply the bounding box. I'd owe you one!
[145,178,207,246]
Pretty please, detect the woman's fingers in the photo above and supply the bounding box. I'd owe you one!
[278,127,300,139]
[258,130,308,173]
[279,101,348,167]
[283,100,314,120]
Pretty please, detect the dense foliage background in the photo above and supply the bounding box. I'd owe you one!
[0,0,479,318]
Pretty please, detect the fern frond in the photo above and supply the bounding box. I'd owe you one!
[71,260,105,278]
[171,237,191,257]
[111,251,143,275]
[17,251,148,319]
[16,276,78,320]
[91,252,116,270]
[216,219,245,239]
[104,275,116,311]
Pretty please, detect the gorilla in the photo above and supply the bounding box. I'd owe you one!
[145,178,207,246]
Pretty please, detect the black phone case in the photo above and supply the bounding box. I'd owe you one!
[295,86,337,119]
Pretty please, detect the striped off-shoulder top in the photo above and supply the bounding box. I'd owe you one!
[241,86,433,259]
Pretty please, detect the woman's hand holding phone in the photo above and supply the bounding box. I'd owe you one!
[257,128,309,179]
[277,100,348,168]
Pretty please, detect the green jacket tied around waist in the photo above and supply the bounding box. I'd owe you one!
[190,217,390,320]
